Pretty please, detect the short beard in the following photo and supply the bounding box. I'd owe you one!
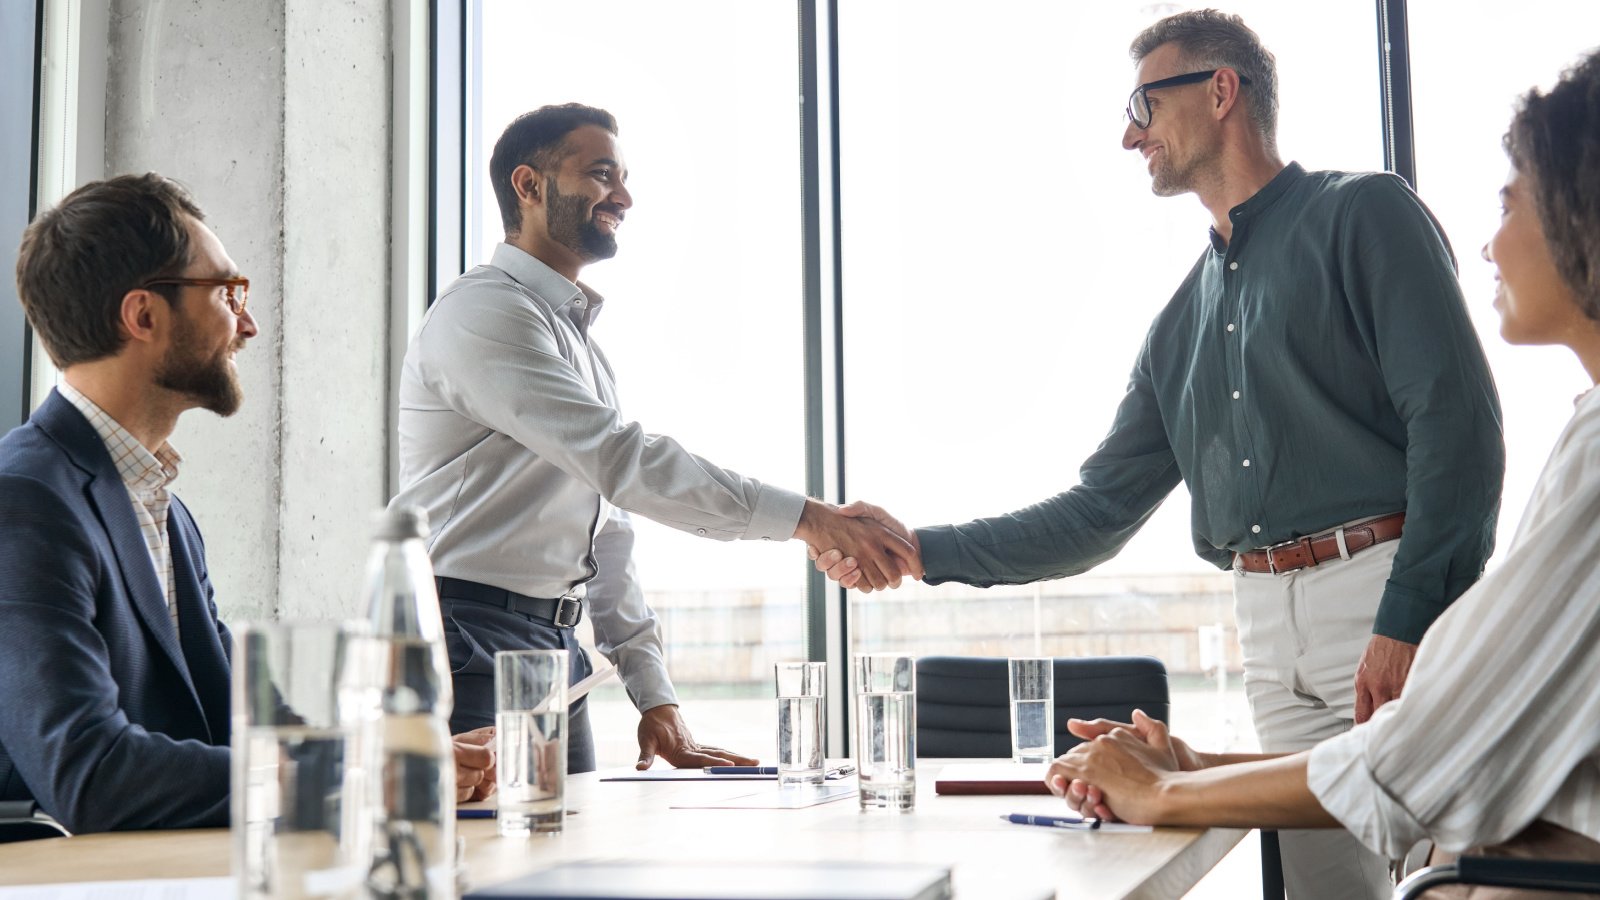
[546,179,618,261]
[155,312,243,417]
[1151,139,1222,198]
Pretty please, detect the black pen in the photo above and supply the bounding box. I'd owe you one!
[457,808,496,819]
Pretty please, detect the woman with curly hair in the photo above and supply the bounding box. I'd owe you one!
[1048,48,1600,894]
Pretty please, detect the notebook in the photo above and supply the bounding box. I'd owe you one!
[933,763,1051,796]
[465,860,952,900]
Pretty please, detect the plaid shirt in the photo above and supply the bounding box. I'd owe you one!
[59,382,183,638]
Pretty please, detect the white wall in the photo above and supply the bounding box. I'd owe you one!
[103,0,395,622]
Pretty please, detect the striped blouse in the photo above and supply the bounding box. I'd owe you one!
[1307,385,1600,857]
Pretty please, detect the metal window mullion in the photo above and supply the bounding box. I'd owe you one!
[1376,0,1417,188]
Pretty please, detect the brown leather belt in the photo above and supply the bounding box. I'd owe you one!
[1234,512,1405,575]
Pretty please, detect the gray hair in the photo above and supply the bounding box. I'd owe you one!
[1130,9,1279,150]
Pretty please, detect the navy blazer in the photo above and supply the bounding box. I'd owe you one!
[0,390,232,832]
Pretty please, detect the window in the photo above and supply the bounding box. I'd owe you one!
[1409,0,1600,553]
[0,0,39,428]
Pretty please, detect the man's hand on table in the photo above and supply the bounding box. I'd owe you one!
[453,726,497,802]
[636,704,759,770]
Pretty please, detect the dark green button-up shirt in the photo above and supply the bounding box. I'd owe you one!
[919,163,1505,643]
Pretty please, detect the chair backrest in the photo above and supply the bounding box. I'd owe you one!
[0,800,70,844]
[915,656,1170,759]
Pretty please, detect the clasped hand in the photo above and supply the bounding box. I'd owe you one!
[1045,710,1201,825]
[799,500,923,593]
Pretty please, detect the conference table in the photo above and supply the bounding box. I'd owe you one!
[0,762,1244,898]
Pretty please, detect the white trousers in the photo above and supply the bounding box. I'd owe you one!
[1233,539,1399,900]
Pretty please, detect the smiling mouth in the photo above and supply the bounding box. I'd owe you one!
[594,210,623,230]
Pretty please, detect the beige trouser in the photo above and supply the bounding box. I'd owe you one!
[1233,537,1400,900]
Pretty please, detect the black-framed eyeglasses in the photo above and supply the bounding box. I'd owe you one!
[140,276,251,315]
[1125,69,1251,130]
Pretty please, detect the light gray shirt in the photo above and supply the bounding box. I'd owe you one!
[1307,386,1600,857]
[391,243,805,710]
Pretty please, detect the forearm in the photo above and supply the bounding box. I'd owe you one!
[1157,754,1340,830]
[1193,749,1292,768]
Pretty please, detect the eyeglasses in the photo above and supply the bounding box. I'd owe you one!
[1125,69,1251,130]
[140,276,251,315]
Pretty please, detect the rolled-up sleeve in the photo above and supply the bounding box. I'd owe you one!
[1307,447,1600,857]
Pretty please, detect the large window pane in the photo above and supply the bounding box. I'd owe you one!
[474,0,805,768]
[837,1,1381,754]
[1410,2,1600,554]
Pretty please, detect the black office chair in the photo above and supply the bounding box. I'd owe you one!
[0,800,70,843]
[914,655,1169,758]
[1394,857,1600,898]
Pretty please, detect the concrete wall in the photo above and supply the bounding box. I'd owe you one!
[104,0,392,623]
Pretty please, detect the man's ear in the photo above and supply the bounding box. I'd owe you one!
[1210,68,1244,121]
[118,288,164,346]
[514,164,542,206]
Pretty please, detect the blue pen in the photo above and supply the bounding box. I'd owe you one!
[457,808,496,819]
[1003,812,1100,830]
[703,766,779,775]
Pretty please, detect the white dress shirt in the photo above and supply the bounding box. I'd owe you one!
[391,243,806,710]
[59,382,183,638]
[1307,386,1600,857]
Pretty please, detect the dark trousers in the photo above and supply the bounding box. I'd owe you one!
[439,597,598,775]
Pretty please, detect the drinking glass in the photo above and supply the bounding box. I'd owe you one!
[854,654,915,810]
[1008,657,1055,763]
[774,662,826,785]
[494,649,568,836]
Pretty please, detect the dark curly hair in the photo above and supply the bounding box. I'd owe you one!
[1505,48,1600,323]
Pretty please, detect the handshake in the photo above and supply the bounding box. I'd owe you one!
[794,499,923,593]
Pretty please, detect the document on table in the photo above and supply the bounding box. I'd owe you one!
[669,783,858,809]
[0,877,234,899]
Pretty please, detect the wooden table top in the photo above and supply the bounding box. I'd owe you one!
[0,761,1243,898]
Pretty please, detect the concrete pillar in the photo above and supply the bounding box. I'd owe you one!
[104,0,392,622]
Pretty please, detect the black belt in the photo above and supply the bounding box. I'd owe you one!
[435,577,584,628]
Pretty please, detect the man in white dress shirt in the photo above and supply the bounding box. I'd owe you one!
[390,104,918,773]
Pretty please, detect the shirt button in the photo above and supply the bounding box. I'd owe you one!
[1242,459,1251,467]
[1229,261,1239,271]
[696,528,707,536]
[1232,390,1241,399]
[1226,323,1236,333]
[1251,524,1262,534]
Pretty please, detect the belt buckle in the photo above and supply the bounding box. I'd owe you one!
[1265,536,1313,575]
[553,593,583,628]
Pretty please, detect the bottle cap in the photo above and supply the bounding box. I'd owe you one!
[373,506,429,541]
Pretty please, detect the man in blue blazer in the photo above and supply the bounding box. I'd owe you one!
[0,175,495,834]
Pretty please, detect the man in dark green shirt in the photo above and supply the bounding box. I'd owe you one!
[814,11,1502,900]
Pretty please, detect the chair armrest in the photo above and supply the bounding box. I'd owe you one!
[1394,858,1600,899]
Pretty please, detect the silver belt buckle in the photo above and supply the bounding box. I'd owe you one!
[1264,537,1298,575]
[553,593,583,628]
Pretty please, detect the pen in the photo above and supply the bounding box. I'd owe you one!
[701,765,858,778]
[457,808,496,819]
[1002,813,1100,830]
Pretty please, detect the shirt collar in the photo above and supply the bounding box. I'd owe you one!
[1208,161,1307,253]
[489,242,607,323]
[57,381,182,494]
